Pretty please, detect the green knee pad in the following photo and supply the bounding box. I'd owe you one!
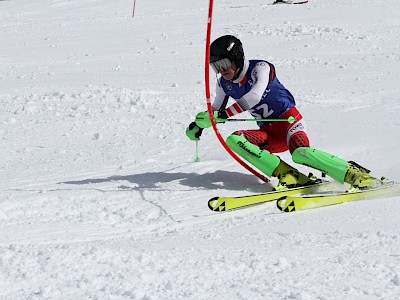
[292,147,350,183]
[226,135,280,177]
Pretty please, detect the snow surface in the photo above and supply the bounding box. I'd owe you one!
[1,0,400,299]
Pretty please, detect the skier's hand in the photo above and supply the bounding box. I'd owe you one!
[186,122,203,141]
[195,111,226,128]
[217,110,228,120]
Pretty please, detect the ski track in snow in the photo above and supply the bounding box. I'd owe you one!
[1,0,400,299]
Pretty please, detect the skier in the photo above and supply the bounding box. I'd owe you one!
[186,35,383,191]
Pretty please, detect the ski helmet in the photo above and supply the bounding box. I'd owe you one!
[210,35,244,73]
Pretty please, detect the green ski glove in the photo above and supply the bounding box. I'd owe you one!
[195,111,227,129]
[186,122,203,141]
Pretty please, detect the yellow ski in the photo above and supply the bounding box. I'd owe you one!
[208,181,330,212]
[277,181,400,212]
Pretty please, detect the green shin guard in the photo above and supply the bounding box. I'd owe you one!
[292,147,350,183]
[226,135,280,177]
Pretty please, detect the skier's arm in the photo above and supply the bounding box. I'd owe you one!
[223,62,271,117]
[211,80,228,111]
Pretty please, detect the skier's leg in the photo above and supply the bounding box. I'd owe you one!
[226,134,280,177]
[232,129,288,153]
[235,106,308,154]
[226,134,314,189]
[280,108,381,189]
[291,147,382,189]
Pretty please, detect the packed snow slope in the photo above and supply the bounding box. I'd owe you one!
[1,0,400,299]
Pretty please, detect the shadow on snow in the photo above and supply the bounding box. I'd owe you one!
[61,170,274,193]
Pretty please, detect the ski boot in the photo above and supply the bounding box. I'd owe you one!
[344,161,383,191]
[273,160,319,191]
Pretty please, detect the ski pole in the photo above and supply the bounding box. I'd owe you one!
[194,141,200,162]
[221,116,295,124]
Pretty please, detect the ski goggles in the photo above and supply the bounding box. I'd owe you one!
[210,58,232,73]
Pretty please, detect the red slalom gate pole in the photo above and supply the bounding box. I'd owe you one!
[204,0,269,183]
[132,0,137,18]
